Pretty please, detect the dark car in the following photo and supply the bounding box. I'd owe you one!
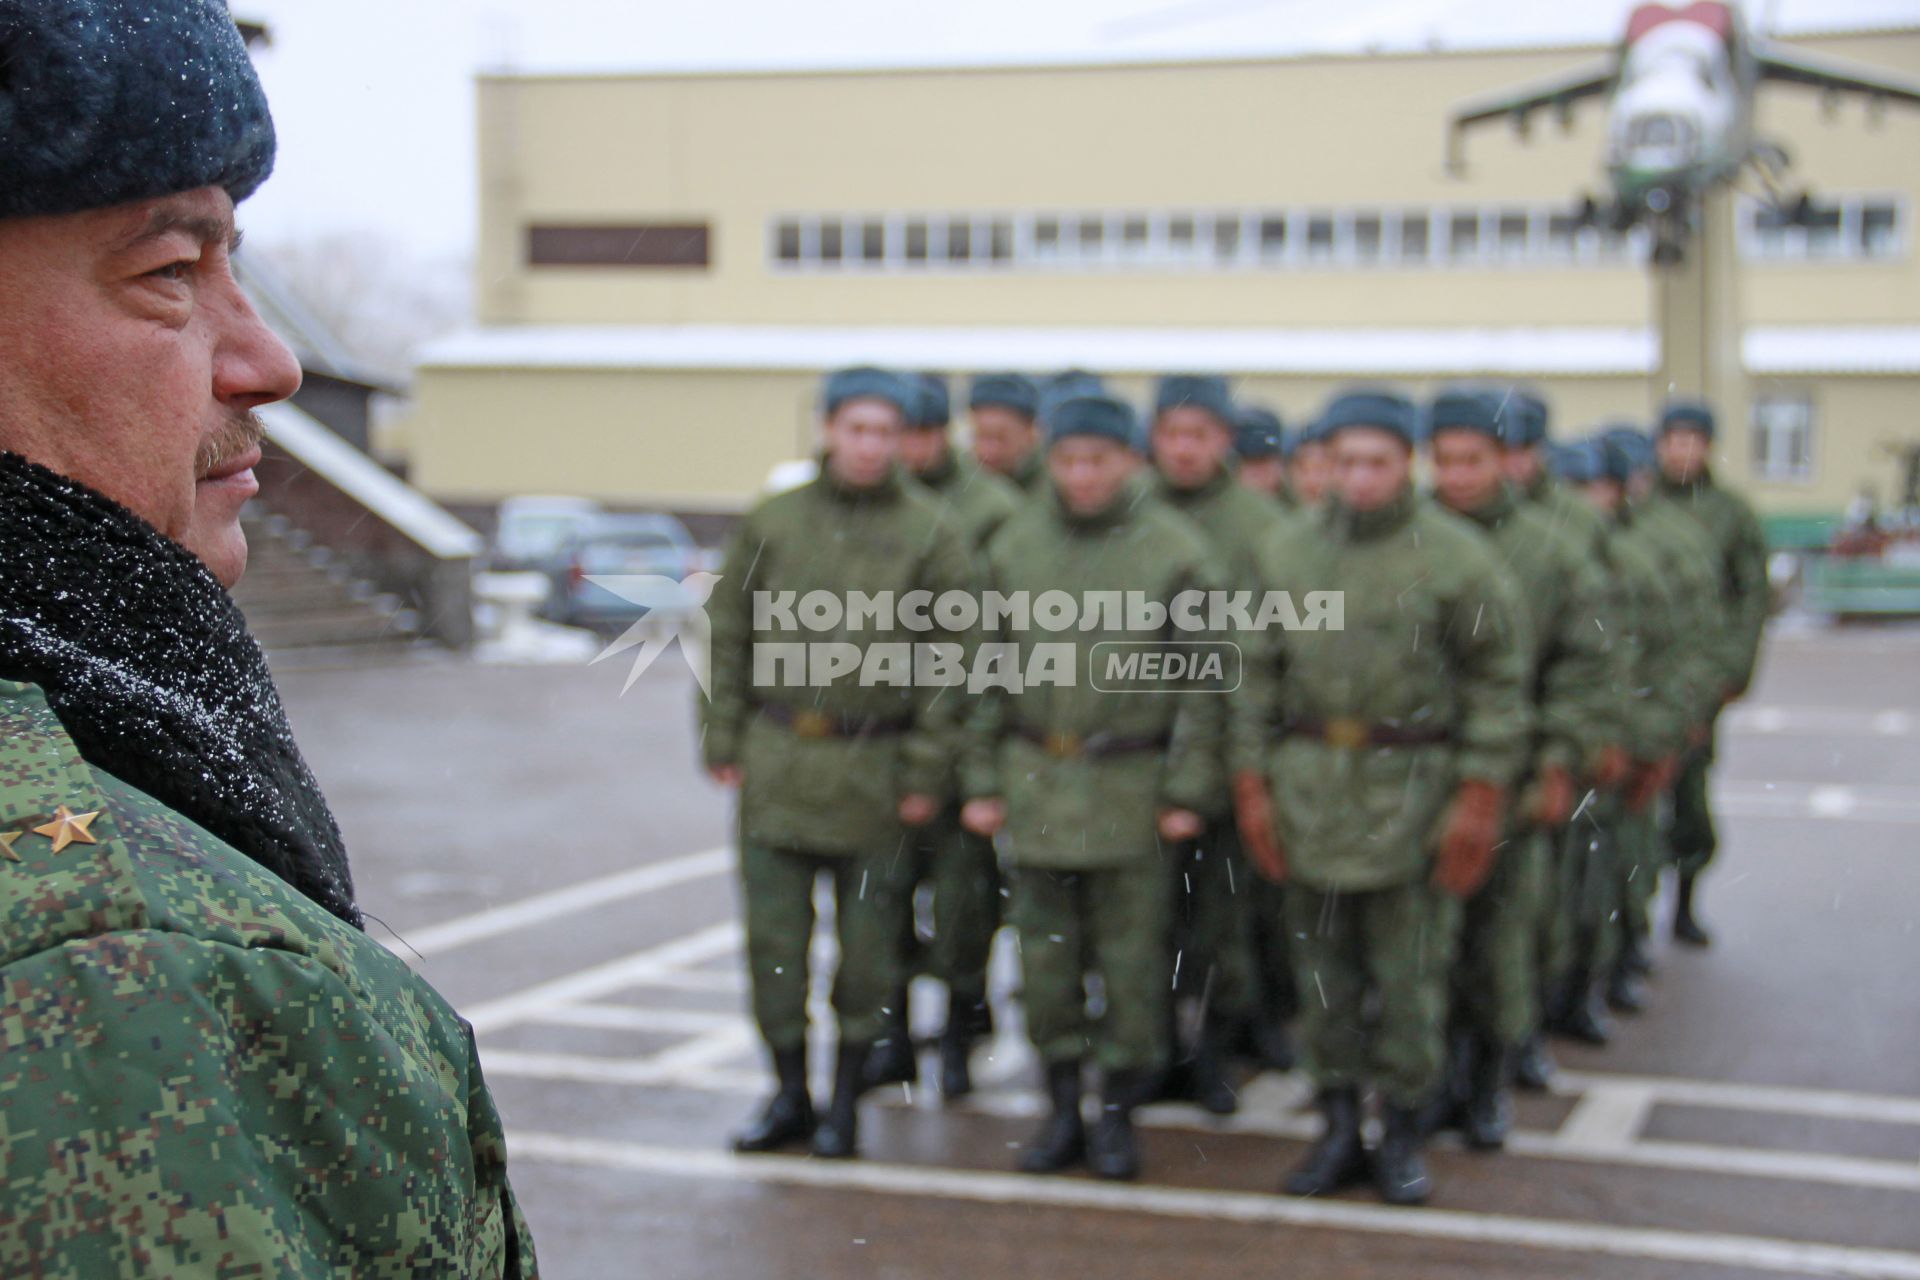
[546,513,702,632]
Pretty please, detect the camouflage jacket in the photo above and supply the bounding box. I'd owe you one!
[962,476,1223,868]
[1441,483,1619,778]
[701,463,978,855]
[912,446,1023,549]
[1231,489,1532,891]
[1650,470,1771,695]
[0,679,537,1279]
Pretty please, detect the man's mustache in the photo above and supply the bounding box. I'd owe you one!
[195,412,265,480]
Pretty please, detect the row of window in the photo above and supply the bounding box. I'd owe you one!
[765,196,1904,273]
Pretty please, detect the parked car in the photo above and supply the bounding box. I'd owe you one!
[490,495,603,573]
[547,513,702,632]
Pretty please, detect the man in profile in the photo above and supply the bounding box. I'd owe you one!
[0,2,537,1273]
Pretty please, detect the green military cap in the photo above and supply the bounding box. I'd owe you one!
[1233,405,1285,459]
[823,366,916,419]
[909,373,952,430]
[1319,387,1419,446]
[968,372,1040,418]
[1425,388,1504,443]
[1552,438,1610,485]
[1154,374,1234,426]
[1499,388,1551,448]
[1659,397,1716,439]
[1045,392,1139,450]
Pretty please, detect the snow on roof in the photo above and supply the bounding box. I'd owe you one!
[415,323,1920,378]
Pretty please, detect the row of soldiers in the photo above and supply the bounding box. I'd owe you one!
[697,366,1769,1205]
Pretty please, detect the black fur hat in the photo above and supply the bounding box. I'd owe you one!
[0,0,274,219]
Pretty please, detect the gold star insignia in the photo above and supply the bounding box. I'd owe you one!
[0,831,20,862]
[33,806,101,854]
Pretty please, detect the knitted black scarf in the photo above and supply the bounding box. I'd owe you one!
[0,452,361,927]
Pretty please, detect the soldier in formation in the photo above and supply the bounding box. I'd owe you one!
[706,367,1767,1208]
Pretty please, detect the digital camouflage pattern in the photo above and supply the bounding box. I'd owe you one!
[0,679,536,1280]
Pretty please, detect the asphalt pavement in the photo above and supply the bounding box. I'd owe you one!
[276,618,1920,1280]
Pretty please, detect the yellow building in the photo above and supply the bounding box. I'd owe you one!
[396,26,1920,527]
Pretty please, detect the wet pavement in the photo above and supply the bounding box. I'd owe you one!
[277,620,1920,1279]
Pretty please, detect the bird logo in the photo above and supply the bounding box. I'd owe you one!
[586,571,722,697]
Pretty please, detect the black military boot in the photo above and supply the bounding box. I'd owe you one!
[1284,1087,1368,1197]
[1416,1029,1474,1136]
[733,1045,814,1153]
[1462,1041,1513,1151]
[1189,1018,1240,1116]
[1513,1029,1556,1091]
[809,1041,869,1160]
[1607,963,1649,1014]
[1018,1061,1087,1174]
[1673,872,1713,948]
[1552,974,1614,1046]
[1253,1017,1296,1073]
[1373,1104,1434,1205]
[938,1021,973,1102]
[1087,1072,1144,1181]
[963,997,995,1040]
[1618,930,1654,976]
[862,993,918,1090]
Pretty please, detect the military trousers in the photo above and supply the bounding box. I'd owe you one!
[1451,826,1547,1048]
[1613,802,1664,947]
[883,803,1001,1010]
[1010,857,1172,1074]
[1556,800,1621,981]
[738,839,901,1053]
[1170,821,1258,1024]
[1250,877,1299,1026]
[1285,880,1462,1108]
[1668,724,1720,878]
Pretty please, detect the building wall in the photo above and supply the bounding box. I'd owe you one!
[399,359,1905,518]
[473,31,1920,330]
[400,29,1920,522]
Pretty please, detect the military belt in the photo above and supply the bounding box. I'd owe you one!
[1015,726,1172,760]
[756,702,915,741]
[1279,718,1453,750]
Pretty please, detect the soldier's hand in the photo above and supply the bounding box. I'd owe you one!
[707,764,743,787]
[960,797,1006,837]
[1232,770,1287,884]
[898,794,940,826]
[1157,807,1204,842]
[1626,756,1678,813]
[1432,780,1506,899]
[1592,744,1632,791]
[1529,763,1576,828]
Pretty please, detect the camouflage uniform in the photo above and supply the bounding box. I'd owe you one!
[1440,483,1614,1052]
[1233,490,1531,1107]
[701,463,977,1059]
[887,447,1022,1062]
[1151,466,1282,1048]
[1646,469,1770,881]
[0,680,537,1279]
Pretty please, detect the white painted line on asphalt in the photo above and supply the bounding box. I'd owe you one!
[1554,1083,1656,1153]
[1809,785,1861,819]
[1724,706,1920,737]
[506,1131,1920,1279]
[483,1047,1920,1192]
[464,920,743,1034]
[379,845,731,961]
[1555,1071,1920,1128]
[627,969,747,993]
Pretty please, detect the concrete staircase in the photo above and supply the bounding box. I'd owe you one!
[232,509,427,663]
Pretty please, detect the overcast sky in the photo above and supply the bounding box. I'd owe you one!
[238,0,1920,261]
